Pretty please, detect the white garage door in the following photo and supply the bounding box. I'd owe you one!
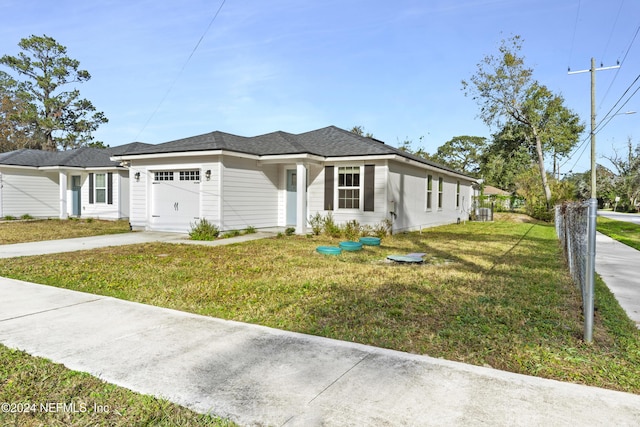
[150,170,200,232]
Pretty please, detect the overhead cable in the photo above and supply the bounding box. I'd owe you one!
[134,0,227,141]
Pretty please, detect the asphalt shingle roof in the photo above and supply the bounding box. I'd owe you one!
[0,142,153,168]
[0,127,471,178]
[111,126,470,177]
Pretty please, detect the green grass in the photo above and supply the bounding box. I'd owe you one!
[0,345,235,427]
[597,216,640,251]
[0,219,131,245]
[1,215,639,395]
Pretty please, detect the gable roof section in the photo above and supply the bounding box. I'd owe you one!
[0,142,152,168]
[112,126,473,178]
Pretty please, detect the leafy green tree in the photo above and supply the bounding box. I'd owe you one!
[350,125,374,138]
[0,71,38,151]
[430,135,487,175]
[0,35,108,151]
[395,135,433,160]
[604,138,640,211]
[478,124,533,192]
[462,35,584,208]
[515,166,576,219]
[566,166,617,205]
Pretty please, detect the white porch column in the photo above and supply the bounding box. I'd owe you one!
[58,171,68,219]
[296,162,307,234]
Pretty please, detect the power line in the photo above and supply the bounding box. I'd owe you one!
[567,0,581,70]
[600,0,624,61]
[559,72,640,172]
[596,80,640,135]
[566,135,591,173]
[134,0,227,141]
[561,20,640,171]
[598,24,639,111]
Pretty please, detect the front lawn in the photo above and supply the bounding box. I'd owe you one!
[1,215,638,394]
[597,216,640,251]
[0,219,131,245]
[0,345,234,427]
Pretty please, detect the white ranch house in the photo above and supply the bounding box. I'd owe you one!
[0,145,147,220]
[110,126,478,234]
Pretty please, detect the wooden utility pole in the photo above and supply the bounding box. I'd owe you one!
[568,58,619,343]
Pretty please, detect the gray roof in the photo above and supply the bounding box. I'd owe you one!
[112,126,471,177]
[0,142,152,168]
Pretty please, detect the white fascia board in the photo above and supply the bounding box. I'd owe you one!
[0,164,39,171]
[38,166,119,172]
[389,155,478,183]
[325,154,396,163]
[39,166,87,172]
[109,150,226,162]
[257,153,325,165]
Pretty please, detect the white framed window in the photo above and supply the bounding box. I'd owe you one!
[426,174,433,210]
[154,171,174,181]
[95,173,106,203]
[456,181,461,208]
[338,166,360,209]
[438,177,444,209]
[179,170,200,181]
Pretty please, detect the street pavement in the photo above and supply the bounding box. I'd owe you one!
[598,210,640,225]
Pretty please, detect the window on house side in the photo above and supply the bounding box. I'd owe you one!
[426,174,433,210]
[95,173,106,203]
[456,181,461,208]
[338,166,360,209]
[438,177,443,209]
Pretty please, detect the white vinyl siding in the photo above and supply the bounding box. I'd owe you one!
[129,166,148,229]
[0,170,59,217]
[221,157,278,230]
[388,162,471,232]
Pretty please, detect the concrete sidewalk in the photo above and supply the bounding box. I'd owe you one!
[1,231,640,425]
[1,279,640,426]
[596,232,640,328]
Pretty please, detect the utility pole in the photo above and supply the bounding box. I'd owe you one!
[568,58,619,343]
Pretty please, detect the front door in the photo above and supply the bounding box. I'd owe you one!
[286,170,297,226]
[71,175,81,216]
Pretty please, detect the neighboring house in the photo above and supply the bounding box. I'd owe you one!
[111,126,478,234]
[481,185,516,211]
[0,143,148,219]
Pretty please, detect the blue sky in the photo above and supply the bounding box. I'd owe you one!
[2,0,639,174]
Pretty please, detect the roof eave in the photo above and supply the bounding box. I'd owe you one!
[257,153,325,165]
[111,150,226,161]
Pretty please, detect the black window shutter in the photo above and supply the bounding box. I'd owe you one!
[324,166,334,210]
[89,173,94,204]
[364,164,375,211]
[107,172,113,205]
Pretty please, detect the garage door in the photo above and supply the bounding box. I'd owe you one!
[150,170,200,232]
